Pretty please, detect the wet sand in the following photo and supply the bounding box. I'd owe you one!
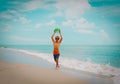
[0,60,86,84]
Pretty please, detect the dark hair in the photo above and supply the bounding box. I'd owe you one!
[55,36,60,40]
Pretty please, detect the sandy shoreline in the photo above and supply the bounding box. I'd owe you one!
[0,60,86,84]
[0,47,116,84]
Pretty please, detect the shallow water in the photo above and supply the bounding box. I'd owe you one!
[0,47,119,84]
[1,45,120,67]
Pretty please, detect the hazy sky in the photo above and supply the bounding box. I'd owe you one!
[0,0,120,45]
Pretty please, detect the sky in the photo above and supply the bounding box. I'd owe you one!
[0,0,120,45]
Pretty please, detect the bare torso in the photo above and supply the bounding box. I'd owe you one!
[53,42,60,54]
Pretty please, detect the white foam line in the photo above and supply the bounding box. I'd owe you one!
[1,47,120,84]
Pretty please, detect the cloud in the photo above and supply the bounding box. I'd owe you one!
[75,18,95,29]
[1,9,31,24]
[99,29,112,43]
[0,9,31,24]
[34,20,58,29]
[0,10,14,19]
[21,0,91,19]
[54,0,91,19]
[22,0,45,11]
[54,11,63,17]
[0,23,12,32]
[62,17,95,29]
[8,1,21,5]
[78,29,94,34]
[21,0,57,11]
[100,29,109,39]
[10,36,48,43]
[0,14,12,19]
[62,20,73,26]
[46,20,57,26]
[10,36,36,42]
[35,23,41,29]
[19,16,31,24]
[62,17,95,34]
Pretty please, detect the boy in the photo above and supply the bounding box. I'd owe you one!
[51,30,63,69]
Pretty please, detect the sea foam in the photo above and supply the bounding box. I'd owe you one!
[1,47,120,84]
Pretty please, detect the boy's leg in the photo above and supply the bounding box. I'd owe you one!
[54,56,58,68]
[56,59,59,68]
[54,54,60,69]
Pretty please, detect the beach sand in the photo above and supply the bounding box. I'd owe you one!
[0,60,86,84]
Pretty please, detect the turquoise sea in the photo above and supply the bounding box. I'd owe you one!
[0,45,120,84]
[1,45,120,68]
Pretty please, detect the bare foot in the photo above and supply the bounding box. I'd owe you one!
[57,65,60,68]
[55,65,60,70]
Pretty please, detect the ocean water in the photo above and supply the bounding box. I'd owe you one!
[1,45,120,68]
[0,45,120,84]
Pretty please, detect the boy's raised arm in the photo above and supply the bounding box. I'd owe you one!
[59,30,63,43]
[51,32,55,43]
